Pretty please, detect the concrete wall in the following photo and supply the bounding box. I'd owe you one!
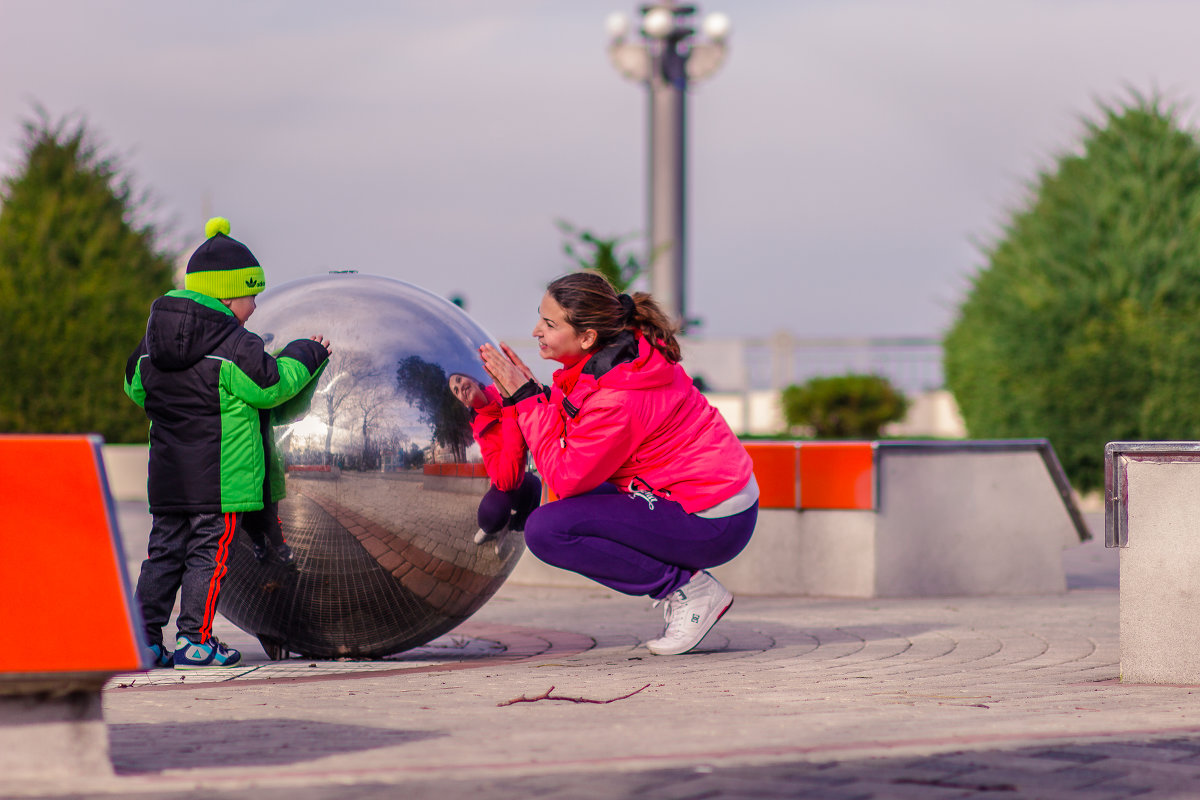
[106,441,1078,599]
[4,438,146,779]
[710,509,877,597]
[1106,445,1200,684]
[101,444,148,502]
[0,687,111,779]
[872,449,1073,596]
[511,443,1081,598]
[502,511,884,597]
[882,390,967,439]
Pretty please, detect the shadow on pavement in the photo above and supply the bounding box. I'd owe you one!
[63,732,1200,798]
[108,719,444,774]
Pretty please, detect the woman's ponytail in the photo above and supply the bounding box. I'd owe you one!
[628,292,681,363]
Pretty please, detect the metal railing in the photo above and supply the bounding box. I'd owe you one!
[505,334,944,395]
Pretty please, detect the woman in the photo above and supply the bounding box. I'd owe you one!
[480,272,758,655]
[448,372,541,545]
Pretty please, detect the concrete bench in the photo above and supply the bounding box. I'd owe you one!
[510,439,1089,597]
[0,435,146,778]
[1105,441,1200,684]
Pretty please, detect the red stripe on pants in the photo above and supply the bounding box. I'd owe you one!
[199,512,237,643]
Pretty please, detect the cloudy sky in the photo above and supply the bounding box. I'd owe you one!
[3,0,1200,344]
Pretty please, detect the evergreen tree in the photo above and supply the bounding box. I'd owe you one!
[395,355,472,462]
[0,112,176,442]
[944,94,1200,493]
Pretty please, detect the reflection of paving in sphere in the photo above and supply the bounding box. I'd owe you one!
[216,273,525,660]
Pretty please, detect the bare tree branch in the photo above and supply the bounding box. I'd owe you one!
[497,683,652,707]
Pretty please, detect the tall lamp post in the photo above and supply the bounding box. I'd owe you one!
[606,3,731,332]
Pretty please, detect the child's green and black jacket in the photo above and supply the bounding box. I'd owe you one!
[124,289,329,514]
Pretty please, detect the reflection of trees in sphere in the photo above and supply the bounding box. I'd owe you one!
[216,273,524,659]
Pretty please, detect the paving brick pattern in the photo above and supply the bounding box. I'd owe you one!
[11,512,1200,799]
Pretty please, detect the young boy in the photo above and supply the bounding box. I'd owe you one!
[124,217,331,669]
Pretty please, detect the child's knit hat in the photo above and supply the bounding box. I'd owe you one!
[185,217,267,299]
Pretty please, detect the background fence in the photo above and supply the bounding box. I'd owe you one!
[503,334,956,437]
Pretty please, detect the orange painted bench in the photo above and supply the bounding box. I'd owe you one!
[423,462,490,479]
[742,441,875,510]
[1,434,146,779]
[429,446,880,508]
[0,435,145,681]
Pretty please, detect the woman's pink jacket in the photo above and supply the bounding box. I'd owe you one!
[512,333,752,514]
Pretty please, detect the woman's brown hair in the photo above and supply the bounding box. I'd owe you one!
[545,272,681,363]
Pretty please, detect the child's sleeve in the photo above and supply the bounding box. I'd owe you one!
[123,342,148,408]
[223,334,330,409]
[272,360,328,424]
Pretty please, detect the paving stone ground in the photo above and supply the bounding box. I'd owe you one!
[8,508,1200,799]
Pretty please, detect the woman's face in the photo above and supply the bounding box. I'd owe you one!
[532,292,594,366]
[449,374,488,409]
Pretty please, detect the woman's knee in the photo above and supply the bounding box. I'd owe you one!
[522,505,563,559]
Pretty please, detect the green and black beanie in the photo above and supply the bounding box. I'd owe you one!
[185,217,267,299]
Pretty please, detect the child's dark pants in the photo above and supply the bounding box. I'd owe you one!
[136,511,241,647]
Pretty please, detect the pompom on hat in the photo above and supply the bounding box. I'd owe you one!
[185,217,267,299]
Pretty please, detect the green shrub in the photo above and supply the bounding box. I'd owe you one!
[781,374,909,439]
[944,94,1200,493]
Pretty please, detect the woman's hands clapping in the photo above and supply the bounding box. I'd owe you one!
[480,342,538,398]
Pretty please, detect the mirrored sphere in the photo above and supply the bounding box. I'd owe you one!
[216,273,525,659]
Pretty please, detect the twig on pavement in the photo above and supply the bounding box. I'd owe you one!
[498,683,652,707]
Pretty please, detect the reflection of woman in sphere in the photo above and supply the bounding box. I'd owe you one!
[479,272,758,656]
[448,372,542,545]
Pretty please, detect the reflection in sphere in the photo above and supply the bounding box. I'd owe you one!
[216,273,525,659]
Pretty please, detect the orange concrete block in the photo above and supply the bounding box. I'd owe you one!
[742,442,800,509]
[798,442,876,510]
[0,435,145,675]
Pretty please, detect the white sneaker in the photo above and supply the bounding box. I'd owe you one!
[645,571,733,655]
[473,528,494,545]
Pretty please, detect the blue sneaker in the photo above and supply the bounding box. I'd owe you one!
[146,643,172,669]
[173,635,243,669]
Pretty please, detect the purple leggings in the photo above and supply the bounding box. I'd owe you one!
[523,483,757,599]
[478,473,542,534]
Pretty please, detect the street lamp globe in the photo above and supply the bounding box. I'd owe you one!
[606,11,631,41]
[641,6,676,39]
[702,12,732,42]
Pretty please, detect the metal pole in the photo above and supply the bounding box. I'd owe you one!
[608,4,727,332]
[647,35,689,330]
